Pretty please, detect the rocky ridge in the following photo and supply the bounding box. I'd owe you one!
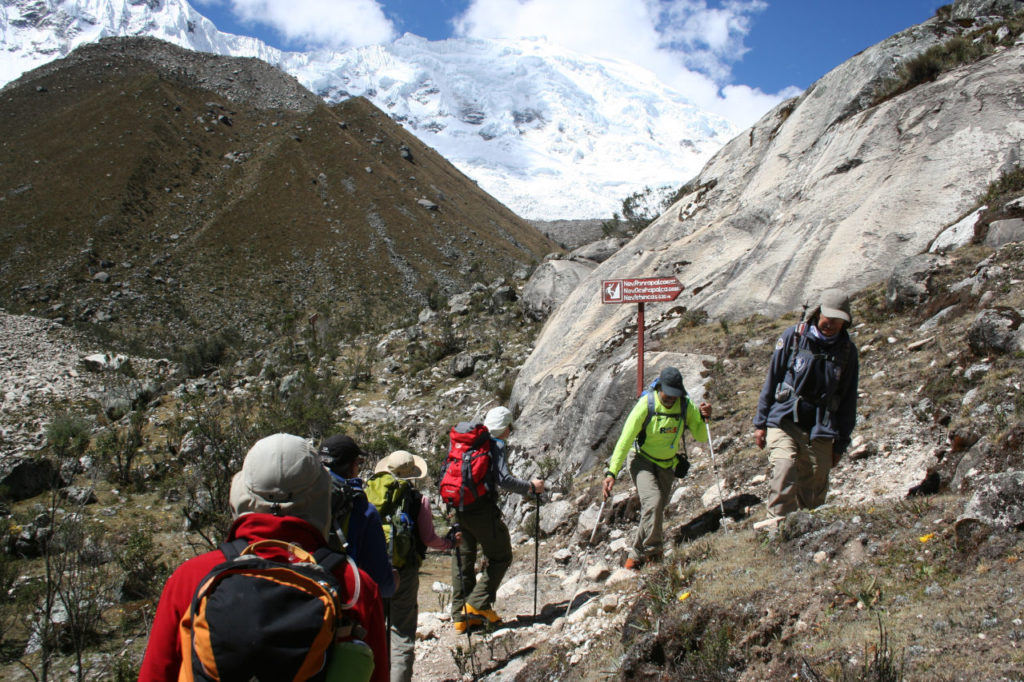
[2,238,1023,679]
[509,0,1024,485]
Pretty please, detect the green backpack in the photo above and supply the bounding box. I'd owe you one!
[364,471,416,569]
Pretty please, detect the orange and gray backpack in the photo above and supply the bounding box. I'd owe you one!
[439,422,493,511]
[178,538,373,682]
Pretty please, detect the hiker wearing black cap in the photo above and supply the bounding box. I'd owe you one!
[319,433,397,598]
[753,288,860,527]
[603,366,711,570]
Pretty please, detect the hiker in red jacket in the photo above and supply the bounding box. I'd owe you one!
[138,433,388,682]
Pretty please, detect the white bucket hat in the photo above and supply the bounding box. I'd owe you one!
[484,406,513,433]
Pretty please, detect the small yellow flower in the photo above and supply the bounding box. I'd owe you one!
[919,533,934,543]
[677,591,691,601]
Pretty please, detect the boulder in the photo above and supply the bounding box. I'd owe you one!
[931,207,985,253]
[538,499,575,536]
[520,259,595,321]
[967,308,1024,355]
[569,238,626,263]
[886,254,941,310]
[449,353,475,378]
[81,352,128,371]
[0,456,60,501]
[959,471,1024,529]
[984,218,1024,248]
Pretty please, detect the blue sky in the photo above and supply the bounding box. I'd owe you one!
[193,0,948,125]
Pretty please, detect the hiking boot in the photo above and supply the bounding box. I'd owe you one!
[624,557,640,571]
[453,613,483,633]
[454,606,484,633]
[464,603,503,624]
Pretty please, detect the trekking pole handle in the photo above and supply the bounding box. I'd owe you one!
[588,498,607,545]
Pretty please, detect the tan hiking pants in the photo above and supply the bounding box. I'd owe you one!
[766,420,834,517]
[628,453,676,562]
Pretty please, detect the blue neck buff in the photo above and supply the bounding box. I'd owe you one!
[808,323,841,346]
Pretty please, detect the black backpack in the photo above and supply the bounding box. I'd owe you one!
[179,538,372,682]
[777,321,852,414]
[328,476,366,552]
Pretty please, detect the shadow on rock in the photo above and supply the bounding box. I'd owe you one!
[673,493,761,542]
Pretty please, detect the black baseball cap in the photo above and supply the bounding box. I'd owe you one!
[318,434,365,474]
[658,367,685,397]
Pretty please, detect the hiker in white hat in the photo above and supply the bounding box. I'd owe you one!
[753,288,860,528]
[443,406,544,633]
[372,450,460,682]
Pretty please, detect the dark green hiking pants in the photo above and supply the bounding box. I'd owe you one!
[450,500,512,619]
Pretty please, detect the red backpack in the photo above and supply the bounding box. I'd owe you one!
[439,422,493,510]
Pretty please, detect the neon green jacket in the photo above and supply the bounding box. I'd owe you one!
[606,392,708,477]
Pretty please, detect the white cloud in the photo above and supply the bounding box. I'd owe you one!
[226,0,397,49]
[453,0,795,128]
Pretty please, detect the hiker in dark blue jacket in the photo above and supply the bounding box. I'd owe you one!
[753,289,859,525]
[319,433,397,599]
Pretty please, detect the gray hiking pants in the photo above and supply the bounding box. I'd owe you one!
[629,453,675,562]
[450,500,512,618]
[388,559,419,682]
[766,420,834,517]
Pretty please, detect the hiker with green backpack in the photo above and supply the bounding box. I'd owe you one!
[603,366,712,570]
[367,450,461,682]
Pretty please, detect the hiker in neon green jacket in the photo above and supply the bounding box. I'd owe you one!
[603,366,711,569]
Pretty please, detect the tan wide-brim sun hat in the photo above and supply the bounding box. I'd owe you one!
[374,449,428,481]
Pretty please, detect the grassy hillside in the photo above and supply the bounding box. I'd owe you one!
[0,37,557,359]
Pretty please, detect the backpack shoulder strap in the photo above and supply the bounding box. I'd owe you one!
[218,537,249,562]
[312,546,346,574]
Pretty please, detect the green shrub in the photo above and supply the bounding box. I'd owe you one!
[117,526,166,600]
[874,16,1024,105]
[179,329,238,378]
[981,164,1024,205]
[45,415,91,461]
[179,401,260,547]
[92,411,145,487]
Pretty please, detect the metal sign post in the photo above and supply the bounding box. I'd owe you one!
[601,277,684,396]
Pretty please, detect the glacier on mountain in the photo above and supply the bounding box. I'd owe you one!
[0,0,740,219]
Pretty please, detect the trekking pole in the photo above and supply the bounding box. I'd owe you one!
[564,496,607,620]
[450,523,474,652]
[704,418,730,533]
[533,489,541,622]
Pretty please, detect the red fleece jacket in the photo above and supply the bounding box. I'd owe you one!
[138,514,388,682]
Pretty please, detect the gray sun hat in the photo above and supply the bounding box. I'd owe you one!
[484,406,514,433]
[819,288,852,323]
[229,433,331,540]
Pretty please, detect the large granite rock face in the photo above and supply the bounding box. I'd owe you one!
[510,2,1024,478]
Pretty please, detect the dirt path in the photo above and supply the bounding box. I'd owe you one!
[410,541,593,681]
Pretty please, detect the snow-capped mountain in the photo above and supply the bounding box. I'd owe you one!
[0,0,739,219]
